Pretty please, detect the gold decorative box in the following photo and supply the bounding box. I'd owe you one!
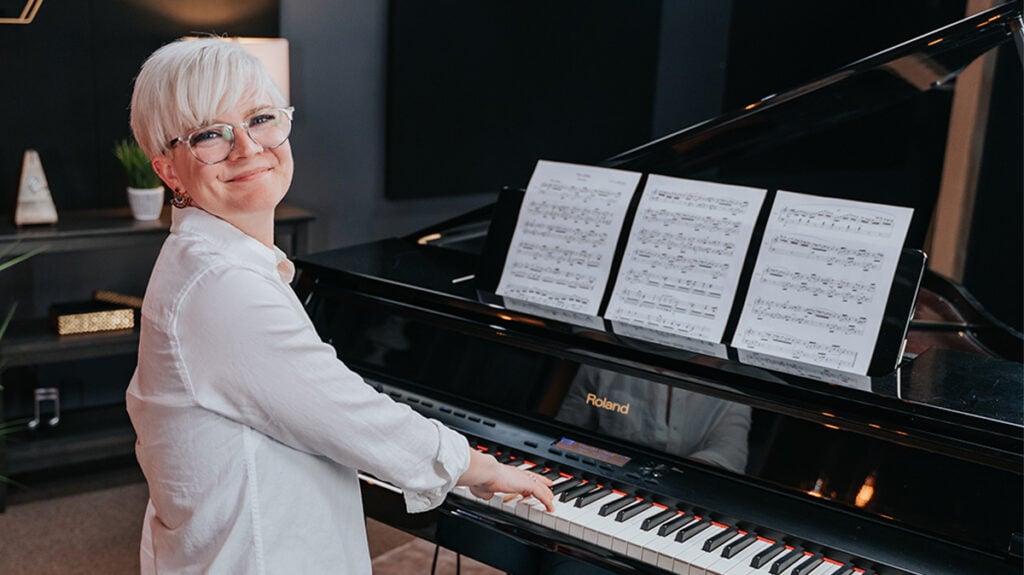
[49,301,135,335]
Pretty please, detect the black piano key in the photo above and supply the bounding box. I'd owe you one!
[657,513,691,537]
[702,526,737,552]
[541,468,562,479]
[640,508,676,531]
[559,482,598,503]
[598,494,634,517]
[750,542,786,568]
[828,565,855,575]
[496,451,514,464]
[792,554,823,575]
[721,532,756,558]
[550,478,584,496]
[769,549,804,575]
[615,500,652,522]
[575,486,611,508]
[675,518,711,542]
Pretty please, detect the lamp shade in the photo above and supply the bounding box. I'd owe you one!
[234,37,290,104]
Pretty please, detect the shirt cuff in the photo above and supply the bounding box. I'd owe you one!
[402,420,470,514]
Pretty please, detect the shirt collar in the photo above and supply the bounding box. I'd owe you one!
[171,207,294,284]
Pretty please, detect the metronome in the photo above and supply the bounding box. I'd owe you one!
[14,149,59,226]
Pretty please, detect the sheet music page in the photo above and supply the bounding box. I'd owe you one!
[736,349,873,391]
[496,160,641,315]
[503,297,607,330]
[604,175,766,344]
[732,190,913,375]
[610,320,729,359]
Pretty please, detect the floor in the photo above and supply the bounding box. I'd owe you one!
[0,457,502,574]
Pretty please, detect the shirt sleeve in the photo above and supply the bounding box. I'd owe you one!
[173,263,469,513]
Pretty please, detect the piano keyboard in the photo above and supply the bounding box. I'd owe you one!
[448,446,872,575]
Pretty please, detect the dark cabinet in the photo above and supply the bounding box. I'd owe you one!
[0,204,313,511]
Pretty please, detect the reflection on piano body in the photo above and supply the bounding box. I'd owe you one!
[294,5,1022,575]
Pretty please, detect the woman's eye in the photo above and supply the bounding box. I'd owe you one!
[249,113,276,127]
[190,127,228,146]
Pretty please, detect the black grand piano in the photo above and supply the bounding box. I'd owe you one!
[294,4,1023,574]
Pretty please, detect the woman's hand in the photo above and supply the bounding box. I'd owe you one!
[458,448,556,512]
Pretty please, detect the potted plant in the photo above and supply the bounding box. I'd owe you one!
[113,138,164,221]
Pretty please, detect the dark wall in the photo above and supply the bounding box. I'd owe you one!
[0,0,278,214]
[385,1,662,199]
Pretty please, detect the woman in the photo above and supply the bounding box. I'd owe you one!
[126,37,554,574]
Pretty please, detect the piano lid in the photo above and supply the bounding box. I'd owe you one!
[601,2,1021,177]
[410,2,1022,255]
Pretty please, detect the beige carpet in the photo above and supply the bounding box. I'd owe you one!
[0,477,503,574]
[372,537,503,575]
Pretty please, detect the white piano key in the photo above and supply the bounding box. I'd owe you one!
[579,491,628,544]
[622,505,675,559]
[717,538,775,575]
[800,559,844,575]
[640,511,690,565]
[595,496,644,549]
[608,503,663,555]
[688,528,744,575]
[656,524,717,574]
[672,522,728,575]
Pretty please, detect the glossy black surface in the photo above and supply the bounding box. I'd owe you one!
[294,238,1023,574]
[295,4,1023,573]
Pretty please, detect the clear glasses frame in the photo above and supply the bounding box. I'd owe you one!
[167,106,295,165]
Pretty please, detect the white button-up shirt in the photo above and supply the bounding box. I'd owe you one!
[127,207,470,574]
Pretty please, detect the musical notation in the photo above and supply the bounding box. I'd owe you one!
[639,209,743,236]
[507,261,597,291]
[748,297,868,335]
[632,249,730,279]
[501,284,593,312]
[536,180,627,206]
[524,200,617,227]
[778,204,898,238]
[634,228,736,257]
[736,328,859,370]
[517,242,601,267]
[606,175,767,344]
[606,307,714,341]
[521,220,608,247]
[758,266,876,304]
[622,268,724,299]
[767,234,884,271]
[616,288,719,320]
[645,187,752,216]
[732,190,914,375]
[497,160,641,316]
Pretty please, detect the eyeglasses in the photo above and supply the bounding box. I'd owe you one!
[168,106,295,165]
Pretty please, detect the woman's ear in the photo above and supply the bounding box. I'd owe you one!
[152,155,181,191]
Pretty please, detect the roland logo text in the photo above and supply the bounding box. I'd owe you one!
[585,393,630,414]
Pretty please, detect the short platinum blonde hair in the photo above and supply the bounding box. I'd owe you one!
[130,37,287,159]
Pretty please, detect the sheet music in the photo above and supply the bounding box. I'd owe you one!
[605,175,766,343]
[610,320,729,359]
[503,298,607,330]
[736,349,873,391]
[496,160,640,316]
[732,190,913,375]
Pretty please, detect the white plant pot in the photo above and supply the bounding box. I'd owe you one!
[127,186,165,221]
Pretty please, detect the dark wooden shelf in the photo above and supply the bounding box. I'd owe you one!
[0,202,314,257]
[4,404,135,475]
[0,318,140,367]
[0,203,315,511]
